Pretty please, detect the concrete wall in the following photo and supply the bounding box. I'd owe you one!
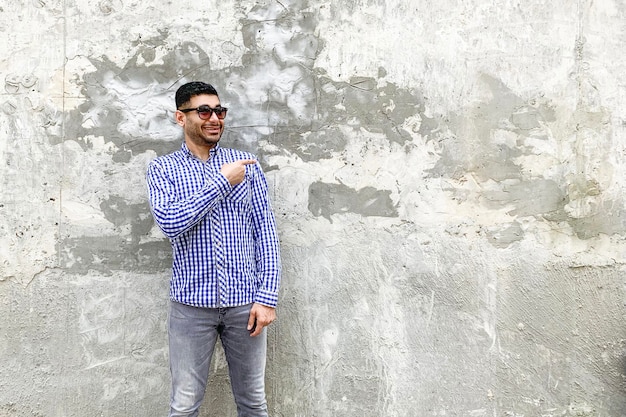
[1,0,625,415]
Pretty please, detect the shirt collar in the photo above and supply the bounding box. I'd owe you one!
[181,141,220,159]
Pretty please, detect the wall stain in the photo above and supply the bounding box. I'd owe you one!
[308,182,398,220]
[60,195,170,274]
[429,74,623,244]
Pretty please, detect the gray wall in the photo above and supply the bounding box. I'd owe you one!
[1,0,625,416]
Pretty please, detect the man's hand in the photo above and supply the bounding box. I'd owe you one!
[220,159,257,186]
[247,303,276,337]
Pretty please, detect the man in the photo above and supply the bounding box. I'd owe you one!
[146,81,281,417]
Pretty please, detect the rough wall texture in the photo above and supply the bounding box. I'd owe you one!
[1,0,626,416]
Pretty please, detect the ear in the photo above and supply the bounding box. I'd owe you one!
[175,110,186,127]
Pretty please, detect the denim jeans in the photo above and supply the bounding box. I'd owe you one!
[168,301,268,417]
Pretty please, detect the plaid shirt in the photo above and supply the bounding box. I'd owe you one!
[146,142,281,308]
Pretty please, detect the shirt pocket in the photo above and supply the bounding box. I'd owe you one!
[226,179,252,205]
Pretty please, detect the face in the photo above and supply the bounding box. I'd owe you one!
[175,94,225,151]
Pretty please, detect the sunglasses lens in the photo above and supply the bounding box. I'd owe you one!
[195,106,209,119]
[195,106,227,119]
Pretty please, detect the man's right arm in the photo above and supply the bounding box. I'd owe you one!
[146,161,231,239]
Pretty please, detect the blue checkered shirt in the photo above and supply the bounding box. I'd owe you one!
[146,142,281,308]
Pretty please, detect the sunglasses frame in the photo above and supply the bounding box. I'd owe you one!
[179,105,228,120]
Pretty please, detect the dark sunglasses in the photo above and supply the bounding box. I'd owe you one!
[179,105,228,120]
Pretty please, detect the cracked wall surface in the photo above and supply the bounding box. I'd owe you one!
[1,0,626,416]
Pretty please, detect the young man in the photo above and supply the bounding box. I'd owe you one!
[146,81,281,417]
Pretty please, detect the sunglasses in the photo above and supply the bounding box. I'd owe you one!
[179,105,228,120]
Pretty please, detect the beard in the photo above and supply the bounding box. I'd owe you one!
[185,122,223,148]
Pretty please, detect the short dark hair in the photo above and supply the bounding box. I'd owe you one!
[175,82,219,109]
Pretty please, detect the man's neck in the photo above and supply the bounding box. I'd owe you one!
[186,140,215,161]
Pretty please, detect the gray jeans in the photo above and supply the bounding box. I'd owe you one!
[168,301,268,417]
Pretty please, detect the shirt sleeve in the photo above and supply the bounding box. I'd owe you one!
[249,163,282,307]
[146,159,232,239]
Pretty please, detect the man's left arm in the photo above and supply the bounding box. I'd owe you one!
[248,163,282,336]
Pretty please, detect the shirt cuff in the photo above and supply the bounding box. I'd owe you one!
[253,290,279,308]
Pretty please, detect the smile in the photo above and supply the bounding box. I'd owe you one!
[203,125,221,134]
